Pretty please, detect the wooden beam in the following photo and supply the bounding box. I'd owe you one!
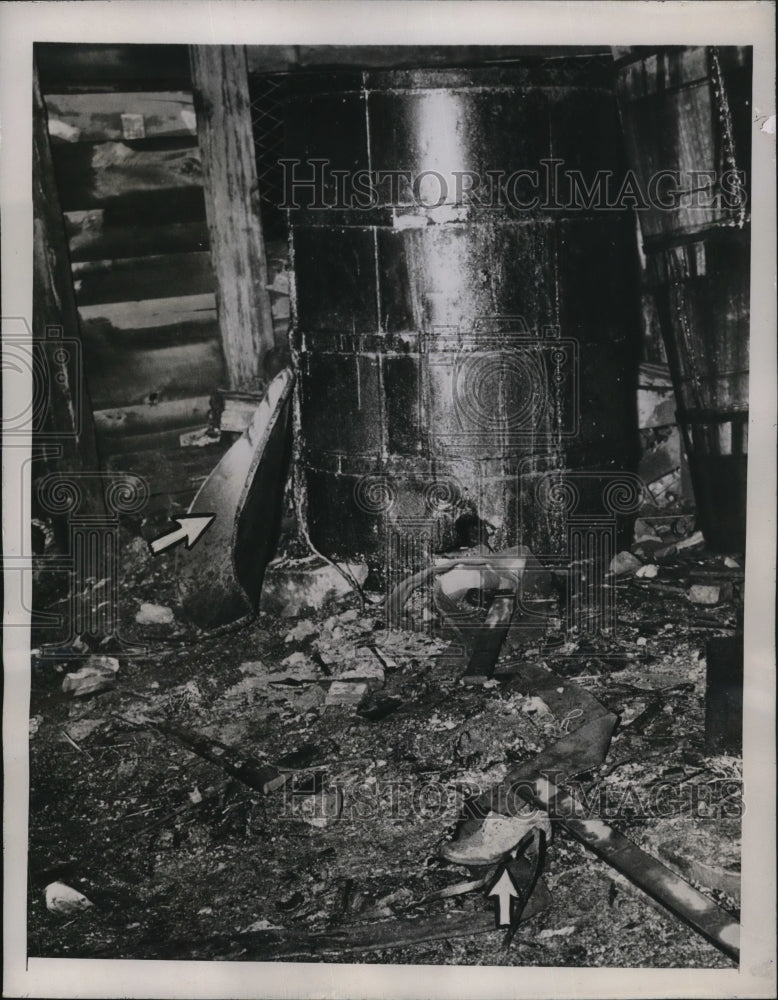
[246,44,612,74]
[32,58,105,515]
[44,91,197,144]
[71,251,215,307]
[67,219,208,262]
[189,45,274,389]
[35,43,192,93]
[51,139,202,210]
[78,292,216,338]
[79,334,226,410]
[93,396,212,438]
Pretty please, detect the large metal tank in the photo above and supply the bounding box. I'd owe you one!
[615,46,751,551]
[285,59,641,568]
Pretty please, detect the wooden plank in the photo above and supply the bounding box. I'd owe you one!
[101,187,206,227]
[63,209,105,235]
[190,45,275,388]
[82,336,226,409]
[44,91,196,143]
[79,308,218,353]
[93,396,212,438]
[72,251,215,306]
[79,314,219,352]
[51,139,201,210]
[79,292,216,336]
[36,43,192,92]
[32,58,105,514]
[95,424,211,457]
[78,293,216,335]
[67,219,209,262]
[212,390,263,434]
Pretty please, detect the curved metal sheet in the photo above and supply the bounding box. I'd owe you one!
[176,368,294,628]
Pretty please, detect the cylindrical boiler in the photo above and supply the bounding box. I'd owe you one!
[286,59,641,567]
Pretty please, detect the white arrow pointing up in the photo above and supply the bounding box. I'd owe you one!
[149,515,215,556]
[488,867,521,927]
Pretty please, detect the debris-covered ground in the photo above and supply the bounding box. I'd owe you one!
[28,516,743,967]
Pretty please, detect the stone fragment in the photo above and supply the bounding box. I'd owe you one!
[281,650,309,667]
[325,681,368,707]
[239,660,267,675]
[676,530,704,551]
[689,583,732,605]
[290,685,326,712]
[536,926,576,940]
[284,619,317,643]
[633,518,662,543]
[609,551,643,576]
[61,718,103,742]
[334,647,385,689]
[242,917,282,932]
[221,675,269,704]
[62,655,120,697]
[135,602,175,626]
[45,881,94,915]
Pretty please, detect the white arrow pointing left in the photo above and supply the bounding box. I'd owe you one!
[149,515,215,556]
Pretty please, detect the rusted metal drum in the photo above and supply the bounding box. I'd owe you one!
[286,60,641,567]
[615,47,751,551]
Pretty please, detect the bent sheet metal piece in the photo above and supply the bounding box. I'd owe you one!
[467,714,740,962]
[177,369,294,629]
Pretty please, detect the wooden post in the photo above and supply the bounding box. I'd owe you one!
[32,59,105,515]
[189,45,275,390]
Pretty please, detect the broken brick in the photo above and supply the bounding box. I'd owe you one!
[688,583,732,605]
[324,681,368,708]
[609,551,643,576]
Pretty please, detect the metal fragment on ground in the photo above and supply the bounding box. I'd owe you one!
[462,591,517,685]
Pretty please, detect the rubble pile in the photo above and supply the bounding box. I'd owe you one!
[28,519,742,966]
